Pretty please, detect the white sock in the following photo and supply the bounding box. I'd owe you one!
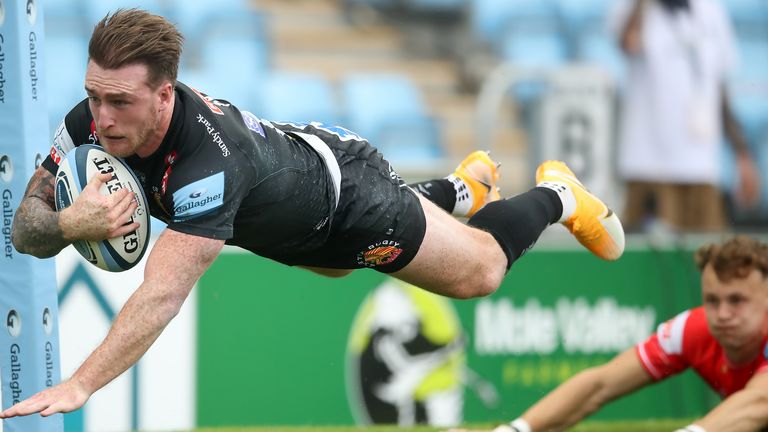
[447,174,473,217]
[537,181,576,222]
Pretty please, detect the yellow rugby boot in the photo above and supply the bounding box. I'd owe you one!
[450,151,501,217]
[536,160,625,260]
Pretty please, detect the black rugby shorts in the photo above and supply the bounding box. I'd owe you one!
[276,130,426,273]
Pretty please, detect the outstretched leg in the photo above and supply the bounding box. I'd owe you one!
[394,160,625,299]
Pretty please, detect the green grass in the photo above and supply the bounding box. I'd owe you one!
[190,419,690,432]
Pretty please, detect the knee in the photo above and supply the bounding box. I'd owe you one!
[449,267,504,299]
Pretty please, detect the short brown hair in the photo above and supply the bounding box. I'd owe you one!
[695,236,768,281]
[89,8,183,87]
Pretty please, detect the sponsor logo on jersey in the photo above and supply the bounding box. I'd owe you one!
[196,114,230,157]
[161,150,177,196]
[171,172,225,221]
[190,87,226,115]
[89,120,99,143]
[50,121,75,165]
[241,111,265,137]
[356,240,403,267]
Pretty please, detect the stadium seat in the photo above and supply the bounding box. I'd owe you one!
[187,11,269,104]
[259,72,340,126]
[165,0,252,41]
[471,0,559,45]
[499,26,569,68]
[195,36,269,103]
[557,0,613,33]
[82,0,169,25]
[721,0,768,29]
[340,74,442,164]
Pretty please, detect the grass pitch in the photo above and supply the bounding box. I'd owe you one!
[192,419,688,432]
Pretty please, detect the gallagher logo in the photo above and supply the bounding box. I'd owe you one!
[356,240,402,268]
[6,309,20,337]
[26,0,36,25]
[0,155,12,183]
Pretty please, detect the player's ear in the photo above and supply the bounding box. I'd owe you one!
[157,81,174,109]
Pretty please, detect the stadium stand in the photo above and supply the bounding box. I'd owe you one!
[574,27,627,87]
[557,0,613,34]
[471,0,559,46]
[499,25,569,67]
[340,73,442,165]
[260,72,341,126]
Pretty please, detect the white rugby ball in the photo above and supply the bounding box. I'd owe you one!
[54,144,150,272]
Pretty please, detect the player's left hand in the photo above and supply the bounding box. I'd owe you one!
[0,378,90,418]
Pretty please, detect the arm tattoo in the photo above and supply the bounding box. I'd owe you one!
[11,168,70,258]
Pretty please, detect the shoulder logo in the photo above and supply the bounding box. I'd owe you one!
[241,111,265,138]
[190,87,226,116]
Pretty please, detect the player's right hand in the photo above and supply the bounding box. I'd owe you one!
[0,378,91,418]
[59,172,140,241]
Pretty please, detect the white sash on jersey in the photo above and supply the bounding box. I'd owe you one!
[291,132,342,210]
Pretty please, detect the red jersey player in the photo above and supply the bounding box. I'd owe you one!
[461,236,768,432]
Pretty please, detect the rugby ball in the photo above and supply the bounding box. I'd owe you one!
[54,144,150,272]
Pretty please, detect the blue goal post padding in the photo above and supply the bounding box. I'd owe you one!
[0,0,64,431]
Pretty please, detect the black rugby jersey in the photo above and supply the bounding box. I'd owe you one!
[43,82,340,260]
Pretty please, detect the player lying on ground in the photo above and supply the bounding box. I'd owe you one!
[454,236,768,432]
[4,9,623,418]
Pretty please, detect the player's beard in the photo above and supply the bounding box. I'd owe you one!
[104,104,160,158]
[134,106,159,156]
